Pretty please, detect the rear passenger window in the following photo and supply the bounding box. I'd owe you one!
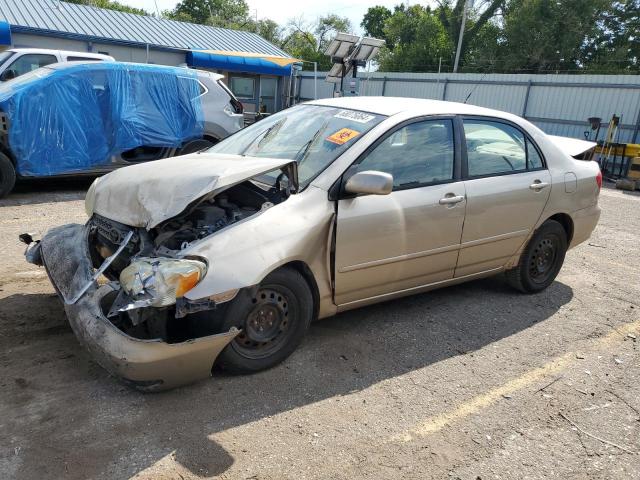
[464,120,544,176]
[464,120,526,176]
[355,119,455,190]
[66,57,103,62]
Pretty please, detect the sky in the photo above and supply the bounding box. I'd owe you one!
[120,0,421,34]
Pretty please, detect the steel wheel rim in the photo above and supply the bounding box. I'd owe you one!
[529,234,559,284]
[233,286,293,359]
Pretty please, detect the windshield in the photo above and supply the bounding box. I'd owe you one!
[0,51,14,67]
[209,104,386,187]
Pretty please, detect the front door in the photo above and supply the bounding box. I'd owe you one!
[455,118,552,277]
[334,118,466,305]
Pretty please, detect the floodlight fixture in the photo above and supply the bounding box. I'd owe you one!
[324,32,360,59]
[351,37,385,62]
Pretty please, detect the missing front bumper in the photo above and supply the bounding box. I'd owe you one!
[34,223,238,392]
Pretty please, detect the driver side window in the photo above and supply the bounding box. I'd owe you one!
[464,120,534,177]
[354,119,455,190]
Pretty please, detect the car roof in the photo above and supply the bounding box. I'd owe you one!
[8,48,112,58]
[46,61,184,72]
[308,96,513,119]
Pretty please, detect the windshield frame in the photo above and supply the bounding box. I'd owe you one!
[207,103,387,191]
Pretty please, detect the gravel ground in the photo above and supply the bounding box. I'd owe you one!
[0,180,638,480]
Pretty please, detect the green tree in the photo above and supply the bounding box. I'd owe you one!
[361,6,392,45]
[497,0,610,73]
[361,2,504,72]
[583,0,640,73]
[377,4,451,71]
[436,0,504,69]
[165,0,249,27]
[281,15,353,69]
[63,0,147,15]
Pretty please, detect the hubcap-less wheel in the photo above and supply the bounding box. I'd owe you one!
[528,235,559,284]
[233,287,292,359]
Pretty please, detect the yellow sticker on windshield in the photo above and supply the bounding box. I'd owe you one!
[327,128,360,145]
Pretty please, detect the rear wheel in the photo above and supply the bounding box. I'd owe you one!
[179,138,215,155]
[0,152,16,198]
[216,267,313,374]
[506,219,567,293]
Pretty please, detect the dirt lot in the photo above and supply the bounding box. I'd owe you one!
[0,180,639,480]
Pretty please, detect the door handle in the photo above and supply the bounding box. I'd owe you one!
[439,194,465,205]
[529,181,549,191]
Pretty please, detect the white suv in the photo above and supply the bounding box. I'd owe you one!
[0,48,114,81]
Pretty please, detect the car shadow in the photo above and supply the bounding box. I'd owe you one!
[0,177,95,207]
[0,276,573,479]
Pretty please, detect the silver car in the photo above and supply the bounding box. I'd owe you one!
[0,62,244,197]
[24,97,602,391]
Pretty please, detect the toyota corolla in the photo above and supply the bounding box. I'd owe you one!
[23,97,602,391]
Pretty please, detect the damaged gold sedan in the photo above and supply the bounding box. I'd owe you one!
[23,97,602,391]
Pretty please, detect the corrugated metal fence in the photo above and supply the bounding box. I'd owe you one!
[295,71,640,143]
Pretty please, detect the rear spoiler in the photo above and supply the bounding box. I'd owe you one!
[547,135,596,159]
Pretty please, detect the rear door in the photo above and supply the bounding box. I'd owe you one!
[334,117,467,305]
[455,117,551,277]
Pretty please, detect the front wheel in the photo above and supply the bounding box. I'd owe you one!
[506,219,568,293]
[216,267,313,374]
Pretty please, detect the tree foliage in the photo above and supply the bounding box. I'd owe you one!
[63,0,147,15]
[281,15,353,69]
[363,0,640,73]
[165,0,249,27]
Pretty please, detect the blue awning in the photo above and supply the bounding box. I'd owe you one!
[186,50,296,76]
[0,21,11,46]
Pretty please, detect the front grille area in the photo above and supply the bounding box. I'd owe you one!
[87,214,139,277]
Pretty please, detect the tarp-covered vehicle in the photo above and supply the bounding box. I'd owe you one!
[0,62,244,197]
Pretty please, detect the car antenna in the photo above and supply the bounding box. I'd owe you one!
[463,70,490,104]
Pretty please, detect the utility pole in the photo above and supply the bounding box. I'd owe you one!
[453,0,470,73]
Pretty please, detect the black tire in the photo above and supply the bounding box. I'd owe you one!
[216,267,313,374]
[179,138,215,155]
[506,219,568,293]
[0,152,16,198]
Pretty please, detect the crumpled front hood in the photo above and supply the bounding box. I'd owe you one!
[90,153,293,228]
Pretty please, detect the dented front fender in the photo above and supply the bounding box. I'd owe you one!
[37,223,239,391]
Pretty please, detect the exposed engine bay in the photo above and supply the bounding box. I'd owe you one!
[85,178,290,342]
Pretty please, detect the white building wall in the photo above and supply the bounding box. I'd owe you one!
[11,33,185,66]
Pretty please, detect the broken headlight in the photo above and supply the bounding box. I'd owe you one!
[119,258,207,307]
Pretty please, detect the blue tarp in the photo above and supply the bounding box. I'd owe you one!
[0,62,204,177]
[0,21,10,46]
[186,50,293,76]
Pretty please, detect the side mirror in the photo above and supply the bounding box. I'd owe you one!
[344,170,393,196]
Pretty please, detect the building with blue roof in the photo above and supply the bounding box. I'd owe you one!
[0,0,299,113]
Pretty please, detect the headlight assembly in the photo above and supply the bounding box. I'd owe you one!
[119,257,207,307]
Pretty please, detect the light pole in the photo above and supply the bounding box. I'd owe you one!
[453,0,470,73]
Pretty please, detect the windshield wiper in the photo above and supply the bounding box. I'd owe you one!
[240,119,285,156]
[294,120,330,164]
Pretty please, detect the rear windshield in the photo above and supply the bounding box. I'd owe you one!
[209,104,386,187]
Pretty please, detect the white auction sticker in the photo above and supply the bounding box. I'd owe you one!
[334,110,376,124]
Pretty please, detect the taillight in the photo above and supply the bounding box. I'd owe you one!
[230,97,243,114]
[217,79,243,114]
[596,168,602,190]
